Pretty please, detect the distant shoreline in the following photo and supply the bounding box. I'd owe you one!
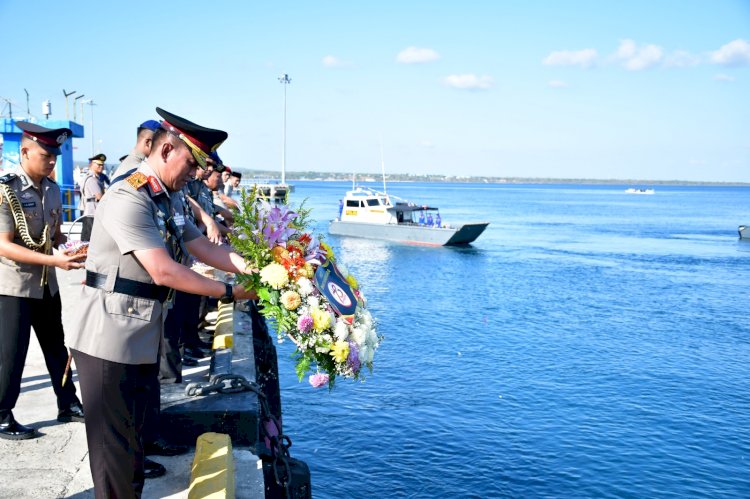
[233,169,750,187]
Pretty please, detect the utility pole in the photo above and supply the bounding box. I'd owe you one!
[278,73,291,185]
[24,89,30,117]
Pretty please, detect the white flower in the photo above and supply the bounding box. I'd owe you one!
[351,326,367,347]
[359,345,370,364]
[307,296,320,309]
[357,308,373,328]
[334,319,349,342]
[366,326,379,347]
[297,277,314,297]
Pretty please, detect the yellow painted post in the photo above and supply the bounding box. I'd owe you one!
[213,300,234,350]
[189,432,235,499]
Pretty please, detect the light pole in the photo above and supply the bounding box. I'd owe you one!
[83,99,97,155]
[62,89,76,119]
[278,73,291,185]
[73,94,85,122]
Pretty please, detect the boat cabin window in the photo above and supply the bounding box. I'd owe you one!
[346,200,359,207]
[366,199,380,206]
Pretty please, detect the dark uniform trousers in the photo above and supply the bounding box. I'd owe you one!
[72,348,158,499]
[159,290,202,383]
[80,216,94,242]
[0,286,79,420]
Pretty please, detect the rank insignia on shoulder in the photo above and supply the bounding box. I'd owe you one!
[0,173,18,185]
[126,172,149,190]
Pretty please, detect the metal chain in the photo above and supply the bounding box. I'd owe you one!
[184,373,295,497]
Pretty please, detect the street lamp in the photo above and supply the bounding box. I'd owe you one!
[82,99,97,155]
[62,89,76,119]
[278,73,291,185]
[73,94,85,122]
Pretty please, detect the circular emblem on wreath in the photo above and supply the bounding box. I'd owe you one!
[327,282,352,307]
[57,132,68,145]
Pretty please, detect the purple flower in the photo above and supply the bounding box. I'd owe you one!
[258,201,298,247]
[297,315,313,333]
[347,341,361,372]
[303,233,326,263]
[309,372,329,388]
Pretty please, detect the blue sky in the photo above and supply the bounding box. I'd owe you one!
[1,1,748,182]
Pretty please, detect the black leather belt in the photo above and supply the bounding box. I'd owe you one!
[85,271,170,302]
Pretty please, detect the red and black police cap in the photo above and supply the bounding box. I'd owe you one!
[17,121,72,155]
[155,107,227,169]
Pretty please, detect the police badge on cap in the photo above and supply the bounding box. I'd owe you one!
[16,122,72,155]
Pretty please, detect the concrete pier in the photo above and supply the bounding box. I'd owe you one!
[0,267,265,498]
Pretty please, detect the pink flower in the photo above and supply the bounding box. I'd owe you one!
[297,314,314,333]
[309,372,330,388]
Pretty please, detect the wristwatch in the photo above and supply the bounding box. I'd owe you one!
[219,282,234,303]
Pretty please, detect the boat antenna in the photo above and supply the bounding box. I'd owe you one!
[380,137,387,196]
[278,73,291,185]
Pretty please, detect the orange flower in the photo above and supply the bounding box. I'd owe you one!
[272,245,289,263]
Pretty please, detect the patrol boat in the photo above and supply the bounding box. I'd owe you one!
[739,225,749,239]
[328,186,489,246]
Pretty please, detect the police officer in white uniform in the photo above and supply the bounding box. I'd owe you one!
[69,108,257,498]
[80,153,107,241]
[0,122,86,440]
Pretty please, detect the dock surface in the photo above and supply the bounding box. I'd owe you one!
[0,267,264,498]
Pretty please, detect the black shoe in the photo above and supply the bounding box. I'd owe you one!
[57,402,85,423]
[182,355,199,367]
[193,339,214,350]
[145,438,189,456]
[0,417,37,440]
[185,346,210,359]
[198,331,214,343]
[144,458,166,479]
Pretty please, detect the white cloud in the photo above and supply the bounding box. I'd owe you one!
[612,39,663,70]
[664,50,701,68]
[548,80,568,88]
[542,49,597,68]
[322,55,352,68]
[419,140,435,148]
[710,39,750,66]
[443,74,494,90]
[714,74,735,82]
[396,47,440,64]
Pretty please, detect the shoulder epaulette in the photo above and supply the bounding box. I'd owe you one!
[126,171,149,190]
[0,173,18,185]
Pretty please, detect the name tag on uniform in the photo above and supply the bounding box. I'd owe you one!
[173,213,185,226]
[22,201,36,208]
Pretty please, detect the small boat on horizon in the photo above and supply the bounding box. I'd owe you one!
[739,225,749,239]
[625,187,655,195]
[328,186,489,246]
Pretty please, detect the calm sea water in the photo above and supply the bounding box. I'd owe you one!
[269,182,750,498]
